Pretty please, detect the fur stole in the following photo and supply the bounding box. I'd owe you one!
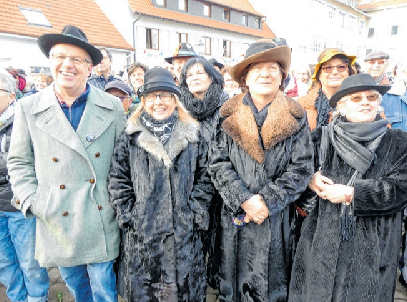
[220,91,304,164]
[126,116,199,167]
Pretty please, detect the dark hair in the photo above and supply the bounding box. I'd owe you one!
[220,65,233,77]
[352,61,361,74]
[314,54,354,86]
[179,56,224,88]
[128,62,149,80]
[98,47,112,60]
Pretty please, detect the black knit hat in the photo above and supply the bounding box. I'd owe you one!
[329,73,390,108]
[137,67,180,98]
[37,25,103,65]
[165,43,196,64]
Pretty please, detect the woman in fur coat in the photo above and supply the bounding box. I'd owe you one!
[208,39,314,302]
[108,67,214,302]
[178,56,228,289]
[289,74,407,302]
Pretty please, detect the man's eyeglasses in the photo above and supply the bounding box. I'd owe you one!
[368,59,387,65]
[321,64,348,74]
[145,92,174,103]
[350,93,380,103]
[50,53,91,65]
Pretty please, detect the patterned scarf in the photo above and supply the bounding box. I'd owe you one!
[180,83,224,121]
[139,109,178,145]
[314,88,332,128]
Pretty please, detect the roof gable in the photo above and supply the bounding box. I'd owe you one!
[358,0,407,10]
[127,0,275,38]
[0,0,133,50]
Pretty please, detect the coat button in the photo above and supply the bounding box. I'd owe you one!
[98,205,103,210]
[60,184,66,189]
[52,157,58,162]
[62,211,68,216]
[89,178,95,184]
[15,200,20,205]
[95,152,100,157]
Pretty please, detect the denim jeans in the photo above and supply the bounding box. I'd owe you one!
[0,211,49,302]
[59,260,118,302]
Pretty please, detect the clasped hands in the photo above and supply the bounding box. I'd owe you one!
[308,171,354,204]
[241,194,269,225]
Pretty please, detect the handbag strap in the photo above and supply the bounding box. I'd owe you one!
[318,126,329,169]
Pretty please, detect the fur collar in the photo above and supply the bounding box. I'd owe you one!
[220,91,304,164]
[298,82,320,109]
[126,116,199,167]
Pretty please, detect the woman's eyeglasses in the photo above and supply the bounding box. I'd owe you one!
[145,92,174,103]
[321,64,348,74]
[350,93,380,103]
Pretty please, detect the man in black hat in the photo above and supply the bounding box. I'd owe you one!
[7,25,126,301]
[165,42,196,83]
[364,50,391,85]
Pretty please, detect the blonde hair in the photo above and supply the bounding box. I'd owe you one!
[129,93,199,126]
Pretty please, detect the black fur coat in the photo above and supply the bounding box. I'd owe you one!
[289,127,407,302]
[208,92,314,302]
[108,115,214,302]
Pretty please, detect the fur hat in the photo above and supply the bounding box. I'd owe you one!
[137,67,180,98]
[37,25,103,65]
[312,48,356,80]
[230,39,291,85]
[165,43,197,64]
[329,73,390,108]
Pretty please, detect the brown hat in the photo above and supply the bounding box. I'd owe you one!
[312,48,356,80]
[230,39,291,85]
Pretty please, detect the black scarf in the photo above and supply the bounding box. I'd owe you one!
[139,110,178,145]
[328,116,388,240]
[180,83,224,121]
[243,93,271,127]
[315,88,332,128]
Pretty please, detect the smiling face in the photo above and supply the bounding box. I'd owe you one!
[185,63,212,99]
[366,59,388,80]
[50,43,92,97]
[144,90,177,120]
[339,90,380,123]
[130,67,145,91]
[245,61,282,98]
[318,58,350,90]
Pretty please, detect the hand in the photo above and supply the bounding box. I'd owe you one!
[309,171,334,199]
[241,194,269,225]
[323,185,354,204]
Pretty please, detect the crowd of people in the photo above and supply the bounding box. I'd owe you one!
[1,24,407,302]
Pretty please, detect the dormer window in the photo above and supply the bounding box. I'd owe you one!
[243,15,248,26]
[156,0,166,7]
[19,7,52,28]
[224,9,230,22]
[179,0,188,12]
[204,3,211,17]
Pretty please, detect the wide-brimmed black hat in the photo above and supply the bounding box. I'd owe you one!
[137,67,180,98]
[230,39,291,85]
[165,43,196,64]
[38,25,103,65]
[329,73,391,108]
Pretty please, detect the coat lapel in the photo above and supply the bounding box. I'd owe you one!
[220,91,305,164]
[33,85,88,160]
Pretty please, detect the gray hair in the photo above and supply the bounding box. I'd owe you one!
[0,69,16,94]
[333,90,383,118]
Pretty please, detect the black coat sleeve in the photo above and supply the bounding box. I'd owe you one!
[258,117,314,215]
[208,117,254,215]
[108,130,137,229]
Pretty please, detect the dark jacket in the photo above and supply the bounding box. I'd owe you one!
[208,91,314,302]
[289,127,407,302]
[108,114,214,302]
[0,113,15,212]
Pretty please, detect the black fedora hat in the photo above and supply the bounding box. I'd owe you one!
[165,43,197,64]
[329,73,391,108]
[38,25,103,65]
[137,67,180,99]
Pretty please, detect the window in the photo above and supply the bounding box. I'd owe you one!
[367,28,374,38]
[339,12,346,28]
[204,3,211,17]
[224,9,230,22]
[146,28,159,50]
[204,37,211,55]
[19,7,52,28]
[327,6,336,19]
[391,25,398,35]
[311,35,322,53]
[156,0,166,6]
[243,15,248,26]
[359,20,364,34]
[178,33,188,43]
[255,17,261,29]
[223,40,231,57]
[179,0,188,11]
[348,16,356,30]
